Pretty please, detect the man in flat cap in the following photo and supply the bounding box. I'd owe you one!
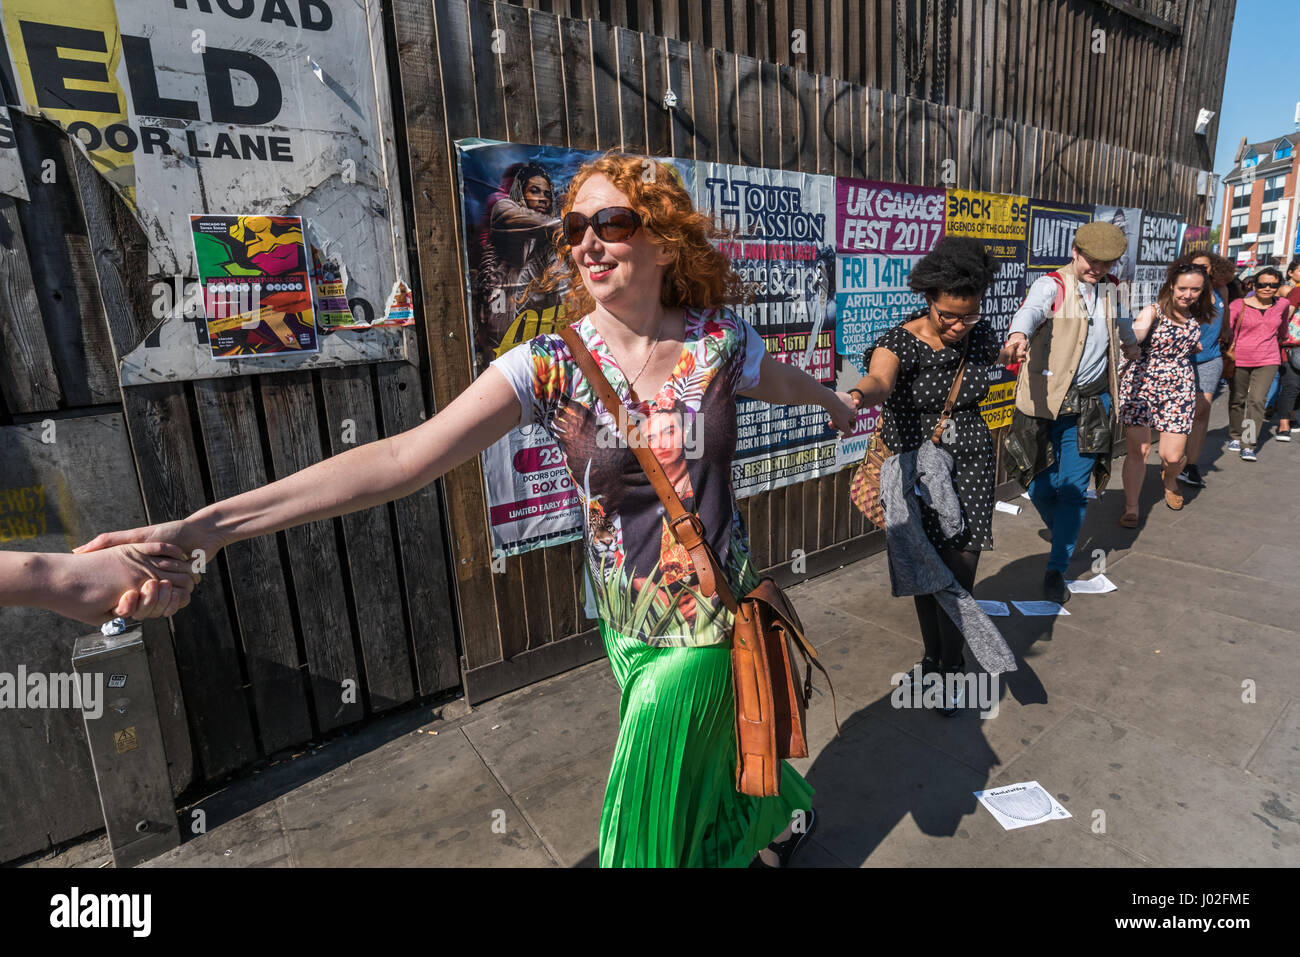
[999,221,1139,604]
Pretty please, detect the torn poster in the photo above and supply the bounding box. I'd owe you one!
[190,214,318,359]
[0,107,29,201]
[0,0,409,381]
[379,280,415,327]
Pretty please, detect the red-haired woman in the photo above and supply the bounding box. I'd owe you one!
[1118,263,1212,524]
[74,153,856,868]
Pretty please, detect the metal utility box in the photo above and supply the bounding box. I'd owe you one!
[72,628,180,868]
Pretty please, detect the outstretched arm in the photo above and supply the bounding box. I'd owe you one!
[0,544,196,626]
[740,352,856,432]
[77,368,525,562]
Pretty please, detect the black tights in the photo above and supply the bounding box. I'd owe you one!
[912,548,980,669]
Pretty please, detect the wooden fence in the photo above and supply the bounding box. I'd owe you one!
[500,0,1232,173]
[391,0,1216,702]
[0,105,462,789]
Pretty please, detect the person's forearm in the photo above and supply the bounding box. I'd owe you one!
[0,552,82,613]
[190,435,424,549]
[748,356,835,408]
[850,374,892,407]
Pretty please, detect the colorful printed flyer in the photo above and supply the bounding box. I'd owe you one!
[835,178,946,371]
[945,189,1029,340]
[190,214,318,359]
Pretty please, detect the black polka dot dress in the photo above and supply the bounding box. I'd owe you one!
[863,319,999,551]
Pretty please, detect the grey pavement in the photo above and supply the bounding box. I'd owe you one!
[26,396,1300,867]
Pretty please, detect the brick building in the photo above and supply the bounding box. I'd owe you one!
[1220,133,1300,272]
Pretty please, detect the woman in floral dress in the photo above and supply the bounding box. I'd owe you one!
[1119,263,1212,524]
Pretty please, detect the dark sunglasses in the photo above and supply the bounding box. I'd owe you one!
[563,206,642,246]
[1172,263,1208,276]
[1256,280,1280,289]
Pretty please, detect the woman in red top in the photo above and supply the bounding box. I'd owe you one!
[1226,267,1293,461]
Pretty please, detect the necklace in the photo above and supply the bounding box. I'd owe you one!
[623,313,666,394]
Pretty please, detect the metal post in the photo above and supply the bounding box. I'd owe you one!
[71,627,180,868]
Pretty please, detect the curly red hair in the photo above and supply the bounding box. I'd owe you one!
[528,153,750,322]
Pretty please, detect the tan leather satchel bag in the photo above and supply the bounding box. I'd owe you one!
[850,333,970,529]
[559,324,839,797]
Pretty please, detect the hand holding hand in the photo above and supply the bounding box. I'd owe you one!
[40,543,197,626]
[996,333,1028,366]
[826,391,858,433]
[1121,342,1142,362]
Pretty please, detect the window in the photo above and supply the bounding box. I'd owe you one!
[1277,141,1293,160]
[1230,212,1249,239]
[1258,241,1275,262]
[1243,155,1260,168]
[1233,182,1251,209]
[1260,209,1279,235]
[1264,174,1286,204]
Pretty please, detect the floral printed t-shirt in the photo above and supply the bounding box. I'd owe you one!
[490,307,765,647]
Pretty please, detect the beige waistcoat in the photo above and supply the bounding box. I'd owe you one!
[1014,261,1122,420]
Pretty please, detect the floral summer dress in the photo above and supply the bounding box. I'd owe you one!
[1119,307,1200,434]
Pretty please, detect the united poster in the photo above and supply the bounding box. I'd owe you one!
[691,162,839,498]
[190,214,318,359]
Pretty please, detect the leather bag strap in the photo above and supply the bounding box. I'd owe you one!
[558,323,740,614]
[929,334,972,444]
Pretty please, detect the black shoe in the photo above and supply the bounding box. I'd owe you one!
[1177,464,1206,488]
[938,657,967,717]
[1043,570,1069,604]
[749,808,818,868]
[898,655,941,689]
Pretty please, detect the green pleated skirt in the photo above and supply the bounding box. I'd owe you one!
[597,619,815,868]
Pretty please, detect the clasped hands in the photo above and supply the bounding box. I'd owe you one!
[55,519,219,626]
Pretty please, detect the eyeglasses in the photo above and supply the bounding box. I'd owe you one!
[563,206,643,246]
[1172,263,1209,276]
[933,306,982,327]
[1257,281,1280,289]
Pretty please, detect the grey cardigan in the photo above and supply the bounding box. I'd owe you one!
[880,442,1018,675]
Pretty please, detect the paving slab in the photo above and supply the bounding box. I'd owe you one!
[459,661,620,795]
[989,709,1300,867]
[1246,697,1300,795]
[272,726,553,867]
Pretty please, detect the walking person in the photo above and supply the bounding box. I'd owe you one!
[73,153,857,869]
[847,238,1016,715]
[1226,266,1293,461]
[1277,262,1300,439]
[1176,251,1234,489]
[1118,263,1211,524]
[999,222,1140,604]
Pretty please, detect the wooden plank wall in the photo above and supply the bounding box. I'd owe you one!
[0,144,462,783]
[510,0,1233,179]
[391,0,1211,704]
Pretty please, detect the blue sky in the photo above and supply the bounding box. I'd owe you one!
[1213,0,1300,176]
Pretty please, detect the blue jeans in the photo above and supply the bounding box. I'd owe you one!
[1028,393,1110,574]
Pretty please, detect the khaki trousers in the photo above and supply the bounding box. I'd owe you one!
[1228,364,1279,445]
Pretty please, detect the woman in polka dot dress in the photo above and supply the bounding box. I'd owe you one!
[848,237,1001,714]
[1119,262,1212,523]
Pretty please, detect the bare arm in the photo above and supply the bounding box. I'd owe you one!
[77,368,525,561]
[1131,304,1158,344]
[847,347,901,409]
[739,352,856,432]
[0,544,196,625]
